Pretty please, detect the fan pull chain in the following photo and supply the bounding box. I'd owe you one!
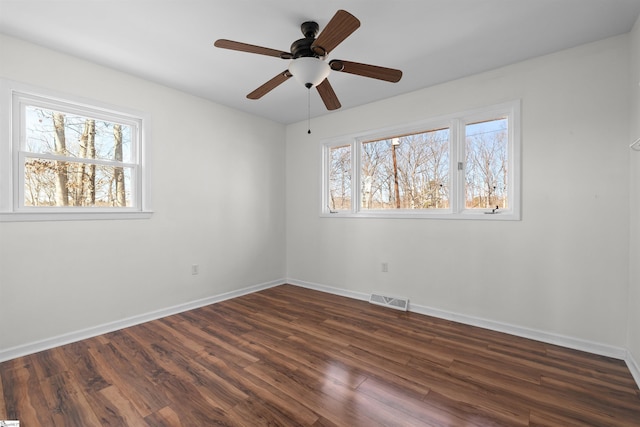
[307,88,311,134]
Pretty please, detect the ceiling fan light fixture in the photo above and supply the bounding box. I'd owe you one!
[289,57,330,88]
[215,10,400,112]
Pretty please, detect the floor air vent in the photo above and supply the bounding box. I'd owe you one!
[369,293,409,311]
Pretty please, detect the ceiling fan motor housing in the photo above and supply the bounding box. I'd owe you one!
[291,37,317,58]
[291,21,324,58]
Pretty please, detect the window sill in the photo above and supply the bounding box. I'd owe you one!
[0,210,154,222]
[321,210,520,220]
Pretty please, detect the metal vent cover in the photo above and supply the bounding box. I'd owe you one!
[369,293,409,311]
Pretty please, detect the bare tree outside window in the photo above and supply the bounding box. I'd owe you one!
[361,128,449,210]
[113,124,127,207]
[465,118,508,209]
[52,112,69,206]
[328,145,351,210]
[23,106,133,207]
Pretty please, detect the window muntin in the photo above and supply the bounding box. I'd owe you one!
[0,79,151,221]
[321,101,520,220]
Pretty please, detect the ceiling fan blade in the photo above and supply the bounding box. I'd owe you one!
[214,39,292,59]
[316,79,341,110]
[330,60,402,83]
[247,71,293,99]
[311,10,360,56]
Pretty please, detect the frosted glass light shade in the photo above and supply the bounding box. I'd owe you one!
[289,57,330,88]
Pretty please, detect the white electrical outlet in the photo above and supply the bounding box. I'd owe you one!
[381,262,388,273]
[191,264,199,275]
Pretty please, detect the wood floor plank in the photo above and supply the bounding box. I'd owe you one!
[170,319,260,368]
[243,360,386,427]
[126,327,248,414]
[441,358,614,425]
[528,409,598,427]
[87,340,170,417]
[27,347,68,381]
[407,359,532,426]
[40,371,100,426]
[1,284,639,426]
[152,319,208,355]
[59,340,110,393]
[3,362,57,425]
[229,395,310,427]
[356,377,470,427]
[144,405,185,427]
[194,351,321,425]
[101,384,150,423]
[158,371,239,426]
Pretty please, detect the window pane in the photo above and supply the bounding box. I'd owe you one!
[24,158,132,207]
[328,145,352,210]
[465,118,508,209]
[25,106,132,163]
[361,129,449,209]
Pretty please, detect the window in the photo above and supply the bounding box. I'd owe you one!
[0,79,151,221]
[464,118,509,210]
[327,144,352,212]
[360,128,450,211]
[322,101,520,219]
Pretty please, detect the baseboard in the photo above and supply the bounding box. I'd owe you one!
[286,278,628,361]
[627,350,640,390]
[409,303,628,360]
[0,279,284,363]
[289,278,371,302]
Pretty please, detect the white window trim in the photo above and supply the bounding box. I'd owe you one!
[321,100,521,220]
[0,79,153,222]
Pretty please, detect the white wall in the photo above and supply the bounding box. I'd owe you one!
[0,35,286,355]
[628,16,640,374]
[286,35,632,350]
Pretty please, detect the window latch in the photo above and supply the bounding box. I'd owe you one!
[484,206,500,214]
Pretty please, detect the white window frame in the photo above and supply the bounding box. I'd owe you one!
[321,100,521,220]
[0,79,152,221]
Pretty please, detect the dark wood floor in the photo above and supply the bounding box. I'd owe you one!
[1,284,639,426]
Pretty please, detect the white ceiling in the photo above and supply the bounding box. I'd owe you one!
[1,0,640,124]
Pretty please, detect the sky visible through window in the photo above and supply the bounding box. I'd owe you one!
[25,106,132,162]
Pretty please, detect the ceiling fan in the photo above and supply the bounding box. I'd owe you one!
[214,10,403,112]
